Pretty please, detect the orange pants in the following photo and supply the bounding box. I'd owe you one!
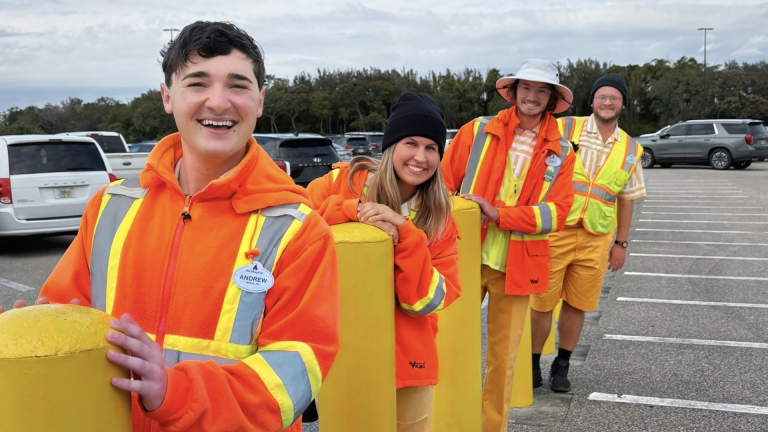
[480,265,529,432]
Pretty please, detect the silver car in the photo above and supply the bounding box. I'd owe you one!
[0,135,114,236]
[637,119,768,170]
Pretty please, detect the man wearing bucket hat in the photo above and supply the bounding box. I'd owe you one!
[441,59,576,432]
[530,73,646,393]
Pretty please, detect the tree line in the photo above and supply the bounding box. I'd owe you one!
[2,57,767,142]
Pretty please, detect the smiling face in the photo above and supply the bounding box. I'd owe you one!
[515,80,552,118]
[391,136,440,192]
[592,86,623,123]
[160,49,265,161]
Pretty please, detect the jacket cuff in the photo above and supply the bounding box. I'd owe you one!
[341,198,360,222]
[144,367,191,426]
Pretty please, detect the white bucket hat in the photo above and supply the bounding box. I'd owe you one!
[496,59,573,114]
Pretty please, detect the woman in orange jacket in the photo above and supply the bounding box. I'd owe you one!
[307,93,461,432]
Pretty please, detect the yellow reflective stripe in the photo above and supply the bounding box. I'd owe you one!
[105,197,143,315]
[243,354,295,429]
[469,133,492,195]
[532,205,543,234]
[272,204,312,272]
[331,169,339,182]
[400,268,445,315]
[546,202,557,232]
[214,213,264,343]
[510,233,549,241]
[538,180,551,202]
[260,341,322,398]
[164,334,253,361]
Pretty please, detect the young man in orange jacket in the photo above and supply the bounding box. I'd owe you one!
[441,59,576,432]
[2,21,339,432]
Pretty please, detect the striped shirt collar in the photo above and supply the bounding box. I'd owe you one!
[584,114,621,145]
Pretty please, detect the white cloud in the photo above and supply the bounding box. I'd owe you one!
[1,0,766,110]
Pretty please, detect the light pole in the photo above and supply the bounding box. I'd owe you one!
[698,27,713,106]
[163,28,181,43]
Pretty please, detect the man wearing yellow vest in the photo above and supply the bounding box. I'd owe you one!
[530,73,646,393]
[441,59,576,432]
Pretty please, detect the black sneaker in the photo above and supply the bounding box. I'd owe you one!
[549,358,571,392]
[533,362,543,389]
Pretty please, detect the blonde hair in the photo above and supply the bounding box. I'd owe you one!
[348,146,452,243]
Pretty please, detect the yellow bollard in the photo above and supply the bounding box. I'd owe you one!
[510,299,533,408]
[319,223,396,432]
[542,299,563,356]
[433,197,482,432]
[0,304,131,431]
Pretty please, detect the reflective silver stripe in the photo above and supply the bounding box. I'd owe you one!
[591,187,618,204]
[104,183,148,199]
[460,116,495,195]
[536,203,553,234]
[623,139,638,172]
[230,203,302,345]
[90,177,144,312]
[261,205,307,221]
[573,182,590,193]
[164,349,238,367]
[261,350,313,423]
[407,274,446,316]
[539,139,571,201]
[564,116,574,141]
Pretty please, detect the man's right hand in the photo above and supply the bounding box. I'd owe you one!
[0,297,82,314]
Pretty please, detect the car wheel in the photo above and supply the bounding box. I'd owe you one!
[641,150,655,168]
[734,161,751,170]
[709,149,732,170]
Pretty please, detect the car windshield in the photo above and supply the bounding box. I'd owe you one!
[9,142,107,175]
[748,123,766,135]
[346,138,368,148]
[86,134,125,153]
[367,135,383,145]
[278,139,335,158]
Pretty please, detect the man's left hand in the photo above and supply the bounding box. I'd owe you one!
[107,313,168,412]
[608,244,627,272]
[461,194,500,222]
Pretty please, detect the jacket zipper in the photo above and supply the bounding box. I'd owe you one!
[155,195,191,349]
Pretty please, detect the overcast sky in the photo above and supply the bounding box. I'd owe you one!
[1,0,766,111]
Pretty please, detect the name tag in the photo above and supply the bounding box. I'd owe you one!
[545,155,561,167]
[626,154,637,164]
[233,261,275,293]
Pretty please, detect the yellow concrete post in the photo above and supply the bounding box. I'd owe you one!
[0,304,131,431]
[542,299,563,356]
[433,197,482,432]
[509,300,533,408]
[319,223,396,432]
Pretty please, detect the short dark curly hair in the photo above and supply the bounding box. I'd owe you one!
[160,21,266,89]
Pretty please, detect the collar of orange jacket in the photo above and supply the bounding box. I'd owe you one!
[484,106,563,155]
[140,132,311,214]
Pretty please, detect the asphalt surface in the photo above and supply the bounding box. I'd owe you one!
[2,163,767,431]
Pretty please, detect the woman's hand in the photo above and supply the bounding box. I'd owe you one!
[358,202,407,228]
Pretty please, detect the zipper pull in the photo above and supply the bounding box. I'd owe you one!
[181,196,192,223]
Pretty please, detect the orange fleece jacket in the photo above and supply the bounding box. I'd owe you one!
[307,163,461,388]
[441,107,576,295]
[40,133,339,432]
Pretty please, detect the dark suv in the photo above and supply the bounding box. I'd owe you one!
[340,135,372,156]
[253,134,340,186]
[637,119,768,170]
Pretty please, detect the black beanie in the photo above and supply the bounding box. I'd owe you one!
[382,93,447,158]
[590,74,628,107]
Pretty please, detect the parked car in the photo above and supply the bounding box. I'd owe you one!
[253,133,340,186]
[129,141,158,153]
[346,132,384,156]
[339,135,372,156]
[333,144,353,162]
[446,129,459,148]
[636,119,768,170]
[58,131,149,178]
[0,134,116,236]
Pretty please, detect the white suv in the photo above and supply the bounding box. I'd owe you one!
[0,135,116,236]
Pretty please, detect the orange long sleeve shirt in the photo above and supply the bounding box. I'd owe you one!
[307,163,461,388]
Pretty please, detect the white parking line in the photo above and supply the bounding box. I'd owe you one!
[588,393,768,415]
[643,200,747,203]
[641,206,762,209]
[646,186,739,189]
[642,212,768,216]
[624,272,768,281]
[635,229,767,234]
[644,196,749,198]
[632,240,768,246]
[603,334,768,349]
[630,253,768,261]
[0,277,36,292]
[647,180,733,183]
[645,191,742,193]
[639,219,768,224]
[617,297,768,309]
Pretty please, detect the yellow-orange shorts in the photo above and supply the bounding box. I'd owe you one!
[531,227,613,313]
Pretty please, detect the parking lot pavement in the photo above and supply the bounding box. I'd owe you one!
[3,164,768,430]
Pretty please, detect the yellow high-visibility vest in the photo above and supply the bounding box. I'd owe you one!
[558,116,643,235]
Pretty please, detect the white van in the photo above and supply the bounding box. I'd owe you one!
[0,135,115,236]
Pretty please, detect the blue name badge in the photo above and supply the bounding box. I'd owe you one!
[233,261,275,293]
